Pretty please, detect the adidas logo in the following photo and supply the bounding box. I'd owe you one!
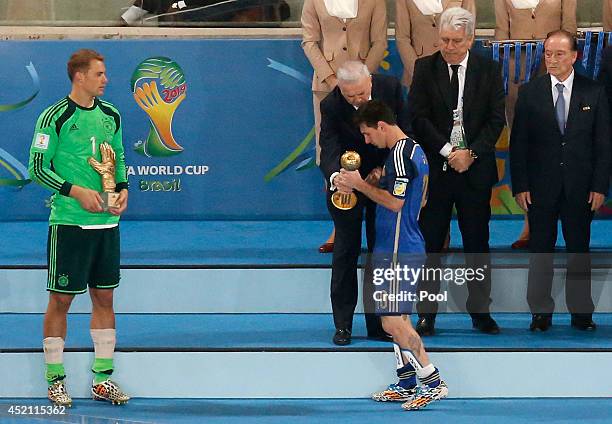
[69,123,79,131]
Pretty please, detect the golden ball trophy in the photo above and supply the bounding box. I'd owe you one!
[331,151,361,210]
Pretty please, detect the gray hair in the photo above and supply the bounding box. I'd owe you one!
[439,7,475,37]
[337,61,370,84]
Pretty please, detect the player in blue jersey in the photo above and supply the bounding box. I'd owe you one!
[336,100,447,411]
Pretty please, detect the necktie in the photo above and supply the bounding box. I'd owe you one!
[450,64,460,110]
[555,83,565,135]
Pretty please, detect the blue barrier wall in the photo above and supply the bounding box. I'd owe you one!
[0,39,607,220]
[0,39,331,220]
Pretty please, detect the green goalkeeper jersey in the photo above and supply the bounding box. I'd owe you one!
[28,96,128,226]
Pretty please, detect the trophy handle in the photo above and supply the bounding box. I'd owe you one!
[331,192,358,210]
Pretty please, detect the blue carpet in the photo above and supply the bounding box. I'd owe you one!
[3,219,612,266]
[2,313,611,351]
[0,398,610,424]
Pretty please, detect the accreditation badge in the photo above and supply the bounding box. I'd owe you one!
[450,109,466,150]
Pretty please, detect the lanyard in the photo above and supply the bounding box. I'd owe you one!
[503,44,511,95]
[525,43,534,83]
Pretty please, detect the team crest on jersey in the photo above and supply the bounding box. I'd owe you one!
[34,133,50,150]
[393,179,408,197]
[101,117,115,137]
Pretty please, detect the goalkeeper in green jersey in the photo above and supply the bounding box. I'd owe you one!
[28,49,130,407]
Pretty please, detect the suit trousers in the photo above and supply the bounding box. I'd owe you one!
[327,192,382,333]
[313,90,331,166]
[417,168,493,317]
[527,193,595,318]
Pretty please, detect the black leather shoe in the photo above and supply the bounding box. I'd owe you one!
[571,317,597,331]
[472,315,500,335]
[529,314,552,332]
[367,331,393,342]
[333,329,351,345]
[415,317,435,336]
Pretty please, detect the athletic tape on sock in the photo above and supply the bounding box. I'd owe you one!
[400,348,425,371]
[416,363,435,379]
[43,337,64,364]
[91,328,116,359]
[393,343,405,369]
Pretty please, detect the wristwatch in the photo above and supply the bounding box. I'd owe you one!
[468,149,478,159]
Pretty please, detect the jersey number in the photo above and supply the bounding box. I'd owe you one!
[417,175,429,221]
[420,175,429,208]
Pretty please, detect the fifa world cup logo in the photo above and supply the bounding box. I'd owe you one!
[131,57,186,157]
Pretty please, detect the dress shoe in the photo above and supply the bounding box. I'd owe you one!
[333,329,351,345]
[415,317,435,336]
[529,314,552,332]
[571,317,597,331]
[319,242,334,253]
[367,331,393,342]
[472,315,500,334]
[511,239,529,250]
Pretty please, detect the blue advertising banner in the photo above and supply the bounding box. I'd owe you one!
[0,38,609,220]
[0,39,330,220]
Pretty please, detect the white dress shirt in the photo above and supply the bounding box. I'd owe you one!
[550,70,574,124]
[324,0,358,19]
[510,0,540,9]
[412,0,443,15]
[440,51,470,158]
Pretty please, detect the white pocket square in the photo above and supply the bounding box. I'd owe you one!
[582,106,591,111]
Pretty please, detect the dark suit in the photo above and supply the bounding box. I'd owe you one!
[408,51,505,317]
[319,74,409,332]
[510,72,610,318]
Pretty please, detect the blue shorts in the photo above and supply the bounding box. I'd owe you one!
[368,253,426,316]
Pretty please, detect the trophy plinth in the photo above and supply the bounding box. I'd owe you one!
[101,192,120,212]
[332,151,361,210]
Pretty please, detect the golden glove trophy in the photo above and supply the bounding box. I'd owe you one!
[88,141,120,211]
[331,151,361,210]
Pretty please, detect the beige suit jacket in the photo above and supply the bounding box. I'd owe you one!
[494,0,576,40]
[604,0,612,32]
[301,0,388,92]
[395,0,476,87]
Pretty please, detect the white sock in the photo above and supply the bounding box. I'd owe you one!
[416,363,436,379]
[121,6,148,24]
[90,329,116,359]
[43,337,64,364]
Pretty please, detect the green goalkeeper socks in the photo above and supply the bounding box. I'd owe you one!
[92,358,114,384]
[45,363,66,385]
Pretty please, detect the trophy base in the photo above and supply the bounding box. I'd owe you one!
[331,191,358,210]
[101,192,120,212]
